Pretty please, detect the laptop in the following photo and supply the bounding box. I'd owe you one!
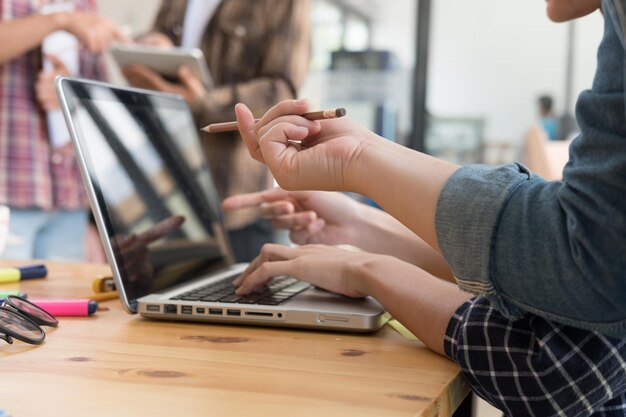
[57,77,387,332]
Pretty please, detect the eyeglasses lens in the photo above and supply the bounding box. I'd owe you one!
[0,308,42,339]
[6,296,58,327]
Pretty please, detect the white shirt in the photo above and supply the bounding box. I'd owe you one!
[40,1,79,148]
[181,0,221,48]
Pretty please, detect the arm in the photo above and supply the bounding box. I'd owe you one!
[223,188,453,280]
[0,14,62,63]
[0,12,125,63]
[233,244,469,355]
[235,96,626,336]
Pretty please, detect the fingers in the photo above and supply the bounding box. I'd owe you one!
[178,66,204,99]
[256,99,309,127]
[235,100,323,164]
[222,188,291,211]
[257,114,320,140]
[35,71,60,111]
[139,215,186,243]
[272,211,317,229]
[256,122,313,177]
[289,218,325,244]
[46,54,68,73]
[233,244,300,294]
[137,32,174,48]
[235,103,263,162]
[235,260,293,294]
[112,25,131,44]
[123,65,168,90]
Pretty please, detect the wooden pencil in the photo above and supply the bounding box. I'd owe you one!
[201,108,347,134]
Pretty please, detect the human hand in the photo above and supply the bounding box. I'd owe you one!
[62,12,128,53]
[123,65,204,105]
[222,188,364,245]
[235,100,379,192]
[135,32,174,48]
[233,243,380,298]
[35,55,68,112]
[111,215,186,283]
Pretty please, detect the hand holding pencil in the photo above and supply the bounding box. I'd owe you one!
[230,99,378,193]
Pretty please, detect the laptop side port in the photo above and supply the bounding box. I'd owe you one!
[146,304,160,312]
[181,305,193,314]
[164,304,177,314]
[209,308,223,315]
[226,309,241,316]
[244,311,273,317]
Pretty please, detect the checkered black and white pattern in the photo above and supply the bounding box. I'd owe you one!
[0,0,105,211]
[445,297,626,417]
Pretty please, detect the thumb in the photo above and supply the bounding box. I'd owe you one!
[113,26,132,44]
[46,55,68,74]
[178,66,205,98]
[235,103,264,162]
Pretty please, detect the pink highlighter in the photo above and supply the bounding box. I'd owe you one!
[29,299,98,316]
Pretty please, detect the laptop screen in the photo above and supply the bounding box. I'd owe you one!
[59,79,233,307]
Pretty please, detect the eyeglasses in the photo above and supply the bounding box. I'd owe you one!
[0,295,58,345]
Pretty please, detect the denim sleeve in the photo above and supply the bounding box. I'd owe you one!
[436,158,626,337]
[435,0,626,338]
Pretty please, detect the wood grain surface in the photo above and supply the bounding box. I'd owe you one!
[0,261,469,417]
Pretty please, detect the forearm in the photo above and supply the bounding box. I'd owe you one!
[352,203,453,280]
[355,255,470,355]
[0,13,67,63]
[348,138,459,253]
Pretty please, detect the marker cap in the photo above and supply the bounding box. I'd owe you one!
[18,264,47,279]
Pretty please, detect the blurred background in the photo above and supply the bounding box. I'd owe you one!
[100,0,602,166]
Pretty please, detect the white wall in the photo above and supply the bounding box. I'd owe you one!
[428,0,604,143]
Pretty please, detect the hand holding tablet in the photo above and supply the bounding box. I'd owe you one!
[111,43,213,88]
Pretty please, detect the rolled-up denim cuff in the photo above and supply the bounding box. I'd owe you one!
[435,163,531,315]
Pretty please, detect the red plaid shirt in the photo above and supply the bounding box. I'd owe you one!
[0,0,105,210]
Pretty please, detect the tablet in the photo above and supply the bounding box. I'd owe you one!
[111,44,213,88]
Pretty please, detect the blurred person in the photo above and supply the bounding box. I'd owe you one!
[0,0,126,260]
[537,94,560,140]
[122,0,311,263]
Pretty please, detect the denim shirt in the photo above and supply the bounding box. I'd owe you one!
[435,0,626,338]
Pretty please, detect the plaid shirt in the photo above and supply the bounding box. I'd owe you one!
[152,0,311,230]
[445,297,626,416]
[0,0,105,210]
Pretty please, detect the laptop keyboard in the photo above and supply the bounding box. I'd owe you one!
[169,275,310,306]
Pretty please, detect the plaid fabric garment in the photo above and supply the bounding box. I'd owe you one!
[445,297,626,417]
[153,0,311,230]
[0,0,104,210]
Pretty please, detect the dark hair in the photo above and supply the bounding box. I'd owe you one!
[538,95,553,113]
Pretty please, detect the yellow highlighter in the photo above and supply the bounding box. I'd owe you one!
[0,264,47,284]
[86,275,118,302]
[92,275,116,293]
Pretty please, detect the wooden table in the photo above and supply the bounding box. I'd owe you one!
[0,261,469,417]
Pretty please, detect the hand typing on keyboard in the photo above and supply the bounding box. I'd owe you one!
[233,244,376,298]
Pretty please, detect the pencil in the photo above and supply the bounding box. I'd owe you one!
[201,108,347,134]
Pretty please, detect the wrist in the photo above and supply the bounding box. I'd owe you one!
[344,133,390,195]
[346,253,393,298]
[51,12,72,32]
